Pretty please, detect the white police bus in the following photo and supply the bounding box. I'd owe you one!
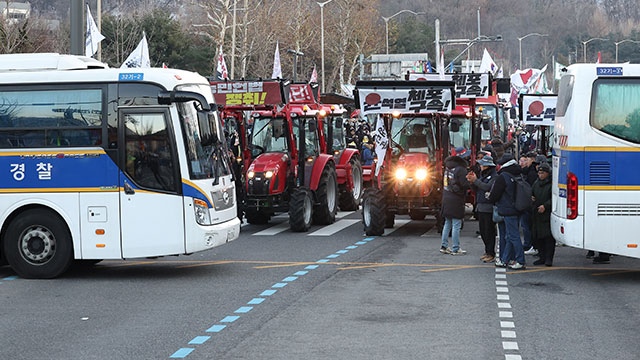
[552,63,640,259]
[0,54,240,278]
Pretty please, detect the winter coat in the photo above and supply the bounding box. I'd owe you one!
[488,160,522,217]
[522,165,538,186]
[531,176,552,240]
[441,155,469,219]
[471,167,497,213]
[362,147,374,165]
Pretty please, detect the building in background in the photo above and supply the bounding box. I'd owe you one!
[0,2,32,23]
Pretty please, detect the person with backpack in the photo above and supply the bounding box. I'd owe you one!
[488,155,527,269]
[531,162,554,266]
[467,155,498,262]
[440,154,470,255]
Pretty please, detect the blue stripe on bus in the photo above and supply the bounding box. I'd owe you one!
[182,182,213,208]
[557,149,640,186]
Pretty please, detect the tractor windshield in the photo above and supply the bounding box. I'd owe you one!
[250,116,288,154]
[324,117,346,150]
[477,104,498,140]
[391,117,437,155]
[449,116,472,151]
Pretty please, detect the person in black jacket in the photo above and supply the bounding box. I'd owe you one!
[519,152,538,254]
[531,163,554,266]
[488,155,526,269]
[440,155,470,255]
[467,155,498,262]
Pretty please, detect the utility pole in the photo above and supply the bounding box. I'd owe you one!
[70,0,83,55]
[97,0,102,61]
[435,19,440,73]
[230,0,237,78]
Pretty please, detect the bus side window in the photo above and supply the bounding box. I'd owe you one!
[124,113,177,192]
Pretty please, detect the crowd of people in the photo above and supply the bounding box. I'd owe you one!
[439,134,562,270]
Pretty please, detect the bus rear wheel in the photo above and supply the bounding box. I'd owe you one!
[3,209,73,279]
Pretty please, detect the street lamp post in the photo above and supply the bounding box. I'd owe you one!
[582,37,608,63]
[287,49,304,82]
[615,39,640,63]
[382,9,425,55]
[517,33,547,70]
[317,0,333,94]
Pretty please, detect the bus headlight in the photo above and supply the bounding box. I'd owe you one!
[416,168,428,180]
[395,168,407,180]
[265,171,274,178]
[247,171,255,179]
[193,199,211,225]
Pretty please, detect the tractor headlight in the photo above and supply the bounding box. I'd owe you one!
[395,168,407,180]
[193,199,211,225]
[247,171,255,179]
[265,171,274,178]
[416,168,428,180]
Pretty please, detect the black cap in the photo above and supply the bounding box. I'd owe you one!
[539,162,552,173]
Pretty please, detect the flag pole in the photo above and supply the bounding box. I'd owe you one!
[97,0,102,61]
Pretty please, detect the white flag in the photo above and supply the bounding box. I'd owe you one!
[85,5,105,58]
[310,65,318,83]
[272,42,282,79]
[216,45,228,80]
[554,61,566,80]
[438,50,445,80]
[374,115,388,176]
[479,48,497,75]
[497,66,504,78]
[121,33,150,69]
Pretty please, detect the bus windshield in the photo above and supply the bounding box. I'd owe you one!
[449,116,472,150]
[391,117,437,154]
[178,101,230,180]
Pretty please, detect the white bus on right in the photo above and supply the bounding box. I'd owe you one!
[552,63,640,258]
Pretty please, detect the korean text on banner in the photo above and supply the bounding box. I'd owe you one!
[357,87,453,115]
[374,115,387,176]
[408,73,490,99]
[522,95,557,126]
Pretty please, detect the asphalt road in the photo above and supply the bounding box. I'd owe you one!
[1,211,638,360]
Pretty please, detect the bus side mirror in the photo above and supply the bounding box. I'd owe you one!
[198,111,218,146]
[482,118,491,131]
[308,119,317,132]
[335,118,343,128]
[450,119,460,133]
[272,118,285,138]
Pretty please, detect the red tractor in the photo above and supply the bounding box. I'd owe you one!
[244,84,338,231]
[354,80,457,236]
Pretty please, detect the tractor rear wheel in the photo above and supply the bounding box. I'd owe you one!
[289,188,314,232]
[312,165,338,225]
[362,188,385,236]
[338,158,363,211]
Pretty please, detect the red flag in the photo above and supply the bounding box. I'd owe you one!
[162,63,168,68]
[597,51,601,64]
[216,45,228,80]
[310,65,318,83]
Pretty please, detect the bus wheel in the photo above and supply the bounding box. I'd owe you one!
[312,165,338,225]
[339,158,363,211]
[362,188,385,236]
[289,188,313,232]
[245,210,270,224]
[409,210,427,220]
[3,209,73,279]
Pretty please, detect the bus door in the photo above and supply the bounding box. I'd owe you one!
[118,107,185,258]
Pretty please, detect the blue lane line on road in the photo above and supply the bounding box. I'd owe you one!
[305,265,320,269]
[326,254,340,258]
[206,325,226,333]
[336,250,348,254]
[235,306,253,314]
[364,237,375,241]
[248,298,265,305]
[170,348,194,358]
[293,271,308,276]
[282,276,298,282]
[346,246,358,249]
[220,316,240,323]
[260,289,277,296]
[272,283,287,288]
[188,336,210,345]
[355,241,367,245]
[3,276,17,280]
[316,259,330,263]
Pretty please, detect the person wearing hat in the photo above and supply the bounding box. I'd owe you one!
[531,162,555,266]
[488,154,526,269]
[361,137,374,166]
[440,154,470,255]
[467,155,498,262]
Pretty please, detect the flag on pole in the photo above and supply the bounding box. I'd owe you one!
[554,61,566,80]
[121,33,150,68]
[449,61,454,73]
[479,48,497,75]
[438,50,445,80]
[272,42,282,79]
[374,115,388,176]
[85,5,105,58]
[597,51,601,64]
[162,63,168,69]
[426,60,432,73]
[215,45,228,80]
[310,65,318,83]
[496,66,504,78]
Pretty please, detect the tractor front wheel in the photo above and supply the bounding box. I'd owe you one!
[362,188,385,236]
[313,165,338,225]
[289,188,314,232]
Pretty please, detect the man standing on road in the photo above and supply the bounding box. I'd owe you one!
[531,163,554,266]
[440,153,470,256]
[467,155,498,262]
[488,155,526,269]
[520,152,538,255]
